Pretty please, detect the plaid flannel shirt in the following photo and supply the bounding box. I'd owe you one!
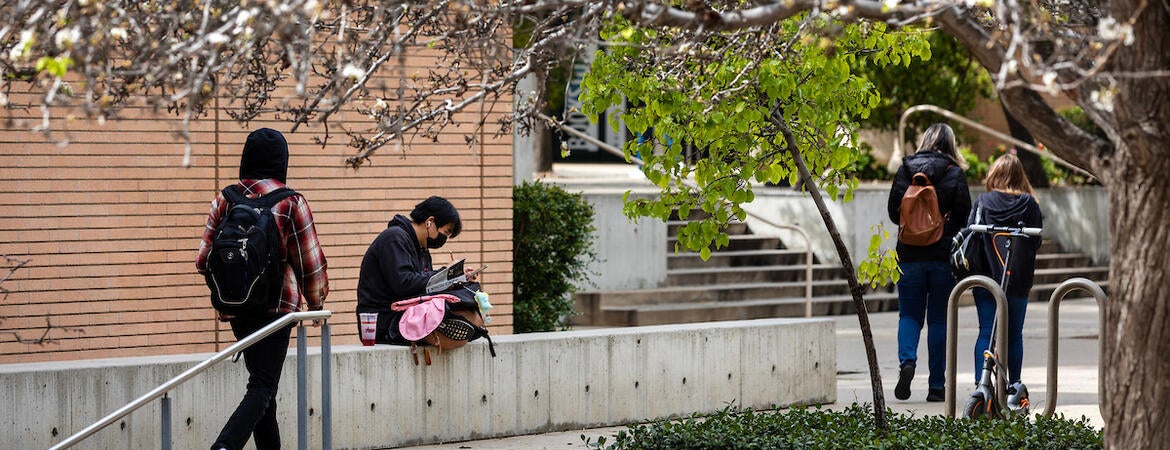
[196,179,329,319]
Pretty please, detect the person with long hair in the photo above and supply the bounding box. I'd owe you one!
[887,123,971,402]
[969,152,1042,397]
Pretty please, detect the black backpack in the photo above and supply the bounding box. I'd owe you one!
[205,185,298,316]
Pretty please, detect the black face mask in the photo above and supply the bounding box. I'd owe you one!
[426,222,448,249]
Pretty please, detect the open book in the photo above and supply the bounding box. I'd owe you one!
[426,259,466,294]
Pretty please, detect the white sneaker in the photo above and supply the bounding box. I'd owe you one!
[1007,381,1030,413]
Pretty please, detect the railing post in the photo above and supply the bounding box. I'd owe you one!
[945,275,1009,417]
[297,323,308,450]
[160,393,171,450]
[1043,278,1107,417]
[321,323,333,450]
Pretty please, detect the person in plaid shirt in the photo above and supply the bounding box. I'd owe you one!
[196,128,328,450]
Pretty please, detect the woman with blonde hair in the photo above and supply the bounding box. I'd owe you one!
[968,152,1042,404]
[887,122,971,402]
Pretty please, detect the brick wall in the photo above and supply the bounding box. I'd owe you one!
[0,68,514,364]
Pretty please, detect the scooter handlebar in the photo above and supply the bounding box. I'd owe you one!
[968,224,1042,236]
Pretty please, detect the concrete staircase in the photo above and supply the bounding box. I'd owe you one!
[573,218,1109,328]
[1029,240,1110,301]
[573,218,899,327]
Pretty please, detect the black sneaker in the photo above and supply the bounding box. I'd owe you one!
[895,362,915,400]
[926,388,945,402]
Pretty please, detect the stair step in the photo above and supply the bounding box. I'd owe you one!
[1030,279,1111,302]
[579,280,853,307]
[667,234,785,252]
[667,220,750,237]
[594,293,900,327]
[1034,253,1092,269]
[669,249,811,269]
[666,264,843,286]
[1031,266,1109,284]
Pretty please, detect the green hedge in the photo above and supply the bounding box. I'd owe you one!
[583,404,1102,449]
[512,181,598,333]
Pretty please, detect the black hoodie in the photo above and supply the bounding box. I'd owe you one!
[239,128,289,182]
[888,151,972,262]
[356,214,438,314]
[969,191,1043,297]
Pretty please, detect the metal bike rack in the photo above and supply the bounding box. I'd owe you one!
[49,310,334,450]
[945,275,1010,417]
[1042,278,1107,417]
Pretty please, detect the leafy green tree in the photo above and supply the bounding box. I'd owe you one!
[853,31,994,135]
[580,15,927,428]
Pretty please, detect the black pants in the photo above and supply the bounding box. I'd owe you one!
[212,315,293,450]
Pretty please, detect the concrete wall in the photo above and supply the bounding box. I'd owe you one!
[578,190,668,291]
[4,319,835,450]
[1034,187,1110,264]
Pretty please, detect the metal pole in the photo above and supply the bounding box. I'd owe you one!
[321,323,333,450]
[945,275,1009,417]
[297,323,308,450]
[160,394,171,450]
[1042,278,1107,417]
[49,310,332,450]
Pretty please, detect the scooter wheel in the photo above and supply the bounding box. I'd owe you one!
[962,392,987,420]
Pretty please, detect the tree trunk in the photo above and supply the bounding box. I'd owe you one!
[773,112,888,430]
[1102,152,1170,447]
[1096,0,1170,446]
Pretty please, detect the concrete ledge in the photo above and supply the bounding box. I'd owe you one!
[4,319,835,449]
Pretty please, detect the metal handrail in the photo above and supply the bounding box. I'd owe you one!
[945,275,1010,417]
[49,310,333,450]
[539,112,817,316]
[894,104,1095,180]
[745,220,815,317]
[1043,278,1107,417]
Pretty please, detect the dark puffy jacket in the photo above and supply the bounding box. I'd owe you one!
[888,151,972,262]
[970,191,1043,297]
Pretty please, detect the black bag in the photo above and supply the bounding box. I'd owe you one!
[205,185,298,316]
[380,282,496,357]
[950,203,986,279]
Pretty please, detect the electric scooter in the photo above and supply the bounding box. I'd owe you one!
[962,222,1041,419]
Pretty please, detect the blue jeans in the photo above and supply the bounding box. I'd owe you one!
[973,288,1028,384]
[896,261,954,390]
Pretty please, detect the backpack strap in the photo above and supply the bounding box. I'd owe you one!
[222,185,298,209]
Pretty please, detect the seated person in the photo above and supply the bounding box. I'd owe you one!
[355,196,479,344]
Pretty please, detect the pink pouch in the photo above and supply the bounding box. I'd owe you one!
[392,294,460,342]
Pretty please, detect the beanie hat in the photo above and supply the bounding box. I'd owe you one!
[239,128,289,183]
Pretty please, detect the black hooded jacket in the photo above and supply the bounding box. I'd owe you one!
[888,151,972,262]
[239,128,289,182]
[356,214,438,314]
[969,191,1043,297]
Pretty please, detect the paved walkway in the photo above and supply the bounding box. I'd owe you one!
[399,298,1103,449]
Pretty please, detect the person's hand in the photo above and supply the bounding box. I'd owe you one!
[464,266,479,282]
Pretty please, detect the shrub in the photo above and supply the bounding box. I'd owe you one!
[512,181,598,332]
[583,404,1102,449]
